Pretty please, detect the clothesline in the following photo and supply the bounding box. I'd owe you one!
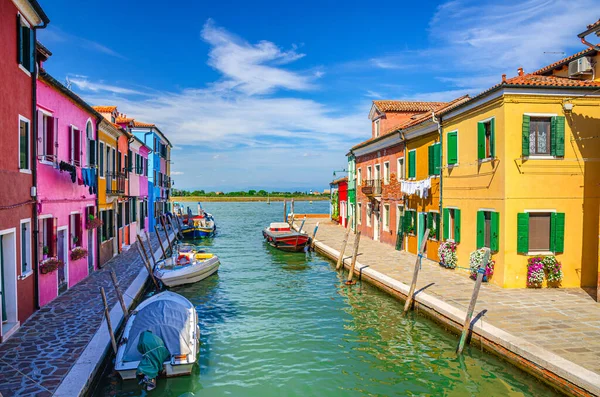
[400,177,431,199]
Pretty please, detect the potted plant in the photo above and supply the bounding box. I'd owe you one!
[40,257,64,274]
[542,256,563,287]
[527,256,545,288]
[72,236,79,249]
[438,241,457,269]
[86,214,103,230]
[43,246,49,260]
[469,248,494,282]
[70,246,88,261]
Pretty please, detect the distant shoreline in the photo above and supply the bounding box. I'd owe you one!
[170,196,328,202]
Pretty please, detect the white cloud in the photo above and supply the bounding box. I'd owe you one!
[39,26,127,59]
[171,171,184,175]
[69,77,147,96]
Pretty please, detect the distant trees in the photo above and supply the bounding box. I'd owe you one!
[171,189,318,198]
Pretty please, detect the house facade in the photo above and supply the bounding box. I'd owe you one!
[36,70,99,306]
[127,136,150,243]
[330,177,348,226]
[347,154,356,230]
[0,0,48,338]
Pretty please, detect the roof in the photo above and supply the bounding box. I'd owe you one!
[93,106,117,113]
[116,117,134,123]
[133,120,156,128]
[39,70,101,120]
[372,100,447,113]
[36,41,52,59]
[578,19,600,38]
[533,46,597,75]
[503,73,600,88]
[331,176,348,185]
[29,0,50,25]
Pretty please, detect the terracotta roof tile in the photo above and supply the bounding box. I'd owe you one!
[372,100,447,113]
[533,47,597,75]
[503,73,600,87]
[133,120,155,128]
[116,117,134,123]
[93,106,117,113]
[587,18,600,31]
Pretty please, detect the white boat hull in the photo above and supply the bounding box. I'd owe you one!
[155,256,220,287]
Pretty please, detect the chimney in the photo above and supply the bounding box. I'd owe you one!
[517,67,524,76]
[502,74,506,82]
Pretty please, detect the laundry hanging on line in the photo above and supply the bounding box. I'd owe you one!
[400,177,432,199]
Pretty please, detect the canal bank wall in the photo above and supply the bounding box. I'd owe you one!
[294,218,600,397]
[0,231,173,397]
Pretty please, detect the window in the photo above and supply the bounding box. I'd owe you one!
[118,203,123,229]
[397,157,405,180]
[366,203,372,227]
[367,166,372,181]
[443,208,461,243]
[20,220,31,275]
[70,126,82,166]
[125,200,131,225]
[517,212,565,254]
[404,210,416,235]
[477,118,495,160]
[374,119,380,137]
[522,115,565,157]
[39,217,57,257]
[427,211,440,240]
[447,131,458,166]
[408,150,416,179]
[99,142,105,177]
[383,204,390,231]
[428,143,441,176]
[477,210,499,251]
[38,112,58,162]
[19,117,30,170]
[16,14,34,73]
[112,148,116,174]
[105,145,111,174]
[357,203,362,225]
[86,121,96,167]
[357,168,362,186]
[383,162,390,184]
[69,213,82,248]
[374,164,381,181]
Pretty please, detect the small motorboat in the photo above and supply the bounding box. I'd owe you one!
[154,249,220,287]
[262,222,310,252]
[181,204,216,239]
[115,291,200,383]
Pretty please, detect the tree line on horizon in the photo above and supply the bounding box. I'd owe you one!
[171,189,326,197]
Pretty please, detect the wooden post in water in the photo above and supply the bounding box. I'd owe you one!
[154,225,168,259]
[310,222,320,250]
[457,247,490,355]
[110,269,128,317]
[169,216,182,240]
[160,216,174,255]
[298,217,306,233]
[345,231,361,284]
[283,200,287,222]
[291,199,294,217]
[144,231,157,267]
[136,235,160,291]
[402,229,430,315]
[289,213,295,227]
[336,215,353,271]
[100,287,118,354]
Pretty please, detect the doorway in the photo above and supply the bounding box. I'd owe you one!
[57,227,68,295]
[0,229,18,340]
[418,212,427,251]
[87,228,94,274]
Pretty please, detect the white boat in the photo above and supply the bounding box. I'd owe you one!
[154,251,220,287]
[115,291,200,380]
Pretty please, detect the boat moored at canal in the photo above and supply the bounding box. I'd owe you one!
[180,204,216,238]
[154,247,220,287]
[263,222,310,252]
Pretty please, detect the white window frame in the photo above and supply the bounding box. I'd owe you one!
[396,204,404,231]
[17,13,32,77]
[69,125,82,167]
[447,130,459,168]
[19,218,32,279]
[374,164,381,181]
[383,161,390,184]
[85,119,93,167]
[374,119,380,137]
[367,166,372,181]
[524,113,558,160]
[366,203,372,227]
[18,115,31,173]
[357,168,362,186]
[383,204,390,231]
[397,156,405,181]
[357,203,362,225]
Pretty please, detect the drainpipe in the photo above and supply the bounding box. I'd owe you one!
[95,117,101,268]
[432,112,443,220]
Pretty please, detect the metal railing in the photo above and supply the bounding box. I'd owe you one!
[361,179,382,196]
[106,172,126,195]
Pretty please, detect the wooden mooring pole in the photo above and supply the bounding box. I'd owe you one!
[457,247,490,355]
[154,225,168,259]
[100,287,118,354]
[283,200,287,222]
[402,229,430,315]
[110,269,128,317]
[160,216,174,255]
[345,231,361,285]
[336,215,353,271]
[310,222,320,250]
[136,235,160,291]
[144,231,157,267]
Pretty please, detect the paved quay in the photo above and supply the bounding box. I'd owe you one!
[0,232,168,397]
[297,218,600,396]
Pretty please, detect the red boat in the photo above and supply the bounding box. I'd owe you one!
[262,222,310,252]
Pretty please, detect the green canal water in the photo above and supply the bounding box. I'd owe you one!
[96,201,560,397]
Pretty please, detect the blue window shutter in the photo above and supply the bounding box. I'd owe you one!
[16,15,23,65]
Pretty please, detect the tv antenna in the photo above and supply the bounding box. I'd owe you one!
[65,76,72,90]
[543,51,566,55]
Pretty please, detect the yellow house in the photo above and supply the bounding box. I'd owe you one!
[439,49,600,289]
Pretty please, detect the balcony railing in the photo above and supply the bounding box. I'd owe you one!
[361,179,382,197]
[106,172,126,195]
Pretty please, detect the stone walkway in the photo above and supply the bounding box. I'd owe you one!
[300,218,600,377]
[0,233,163,397]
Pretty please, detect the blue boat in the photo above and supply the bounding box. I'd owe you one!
[179,203,216,239]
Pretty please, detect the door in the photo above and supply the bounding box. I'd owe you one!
[418,212,427,251]
[374,208,380,241]
[0,235,5,323]
[87,229,94,274]
[57,228,68,295]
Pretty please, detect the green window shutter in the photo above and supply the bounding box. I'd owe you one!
[17,15,23,65]
[490,118,496,158]
[551,212,565,253]
[412,211,417,232]
[522,115,530,157]
[517,213,529,254]
[476,210,484,248]
[447,132,457,165]
[428,145,434,175]
[551,116,565,157]
[490,211,499,252]
[454,209,461,243]
[404,211,411,232]
[436,212,440,239]
[408,151,416,178]
[443,209,449,240]
[477,122,485,160]
[434,143,441,175]
[427,212,433,237]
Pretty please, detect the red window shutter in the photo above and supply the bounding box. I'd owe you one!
[37,111,44,159]
[75,213,82,246]
[68,126,73,163]
[51,217,58,257]
[52,117,59,158]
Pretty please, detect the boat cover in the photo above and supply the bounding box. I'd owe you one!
[123,299,193,363]
[136,330,170,378]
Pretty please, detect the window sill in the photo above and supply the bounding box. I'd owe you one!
[19,64,32,77]
[523,155,558,160]
[479,158,495,163]
[526,251,554,256]
[40,160,54,166]
[447,164,458,168]
[18,270,33,280]
[19,169,32,174]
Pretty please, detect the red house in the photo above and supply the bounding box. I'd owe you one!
[0,0,49,340]
[331,177,348,227]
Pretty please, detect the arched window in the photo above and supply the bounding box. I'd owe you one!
[86,120,95,167]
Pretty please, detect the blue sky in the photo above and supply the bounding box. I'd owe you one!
[38,0,599,192]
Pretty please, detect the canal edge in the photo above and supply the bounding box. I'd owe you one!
[303,227,600,397]
[53,233,174,397]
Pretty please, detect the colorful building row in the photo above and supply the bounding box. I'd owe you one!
[345,43,600,291]
[0,0,174,341]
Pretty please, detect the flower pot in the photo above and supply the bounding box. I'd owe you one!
[43,254,48,260]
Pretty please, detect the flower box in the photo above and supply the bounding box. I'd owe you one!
[40,257,64,274]
[469,248,494,282]
[438,241,458,269]
[86,216,103,230]
[70,246,88,261]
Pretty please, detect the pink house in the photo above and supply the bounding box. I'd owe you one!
[128,136,150,241]
[36,64,99,306]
